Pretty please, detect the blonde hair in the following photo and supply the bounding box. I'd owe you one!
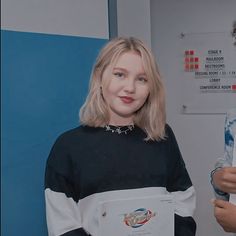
[79,37,166,141]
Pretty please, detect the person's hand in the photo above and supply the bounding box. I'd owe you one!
[212,199,236,233]
[213,167,236,193]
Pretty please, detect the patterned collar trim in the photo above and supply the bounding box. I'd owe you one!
[104,125,135,135]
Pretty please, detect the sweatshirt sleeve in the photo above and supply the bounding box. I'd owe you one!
[45,135,89,236]
[210,109,236,200]
[166,125,197,236]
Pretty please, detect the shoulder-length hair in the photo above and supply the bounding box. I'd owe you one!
[79,37,166,141]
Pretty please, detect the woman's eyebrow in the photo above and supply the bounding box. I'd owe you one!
[113,67,146,76]
[138,73,147,77]
[113,67,127,72]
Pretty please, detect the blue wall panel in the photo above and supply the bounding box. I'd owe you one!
[2,30,107,236]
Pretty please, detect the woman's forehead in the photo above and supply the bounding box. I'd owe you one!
[110,51,144,69]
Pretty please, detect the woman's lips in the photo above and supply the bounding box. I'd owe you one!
[119,96,134,104]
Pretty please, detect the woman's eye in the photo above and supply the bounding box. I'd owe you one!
[114,72,125,78]
[137,77,148,83]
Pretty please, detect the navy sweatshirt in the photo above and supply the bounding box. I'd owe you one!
[45,124,196,236]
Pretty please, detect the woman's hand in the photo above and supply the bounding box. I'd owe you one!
[213,167,236,193]
[212,199,236,233]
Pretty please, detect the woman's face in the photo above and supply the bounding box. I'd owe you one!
[101,51,150,126]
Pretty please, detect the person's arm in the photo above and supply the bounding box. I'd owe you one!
[166,125,196,236]
[212,199,236,233]
[211,109,236,199]
[45,136,89,236]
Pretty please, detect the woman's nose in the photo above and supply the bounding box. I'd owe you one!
[124,78,135,93]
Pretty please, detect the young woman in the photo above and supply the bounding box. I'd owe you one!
[45,37,196,236]
[211,108,236,233]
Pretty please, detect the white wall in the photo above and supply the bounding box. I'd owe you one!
[117,0,236,235]
[150,1,235,236]
[1,0,109,38]
[117,0,151,48]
